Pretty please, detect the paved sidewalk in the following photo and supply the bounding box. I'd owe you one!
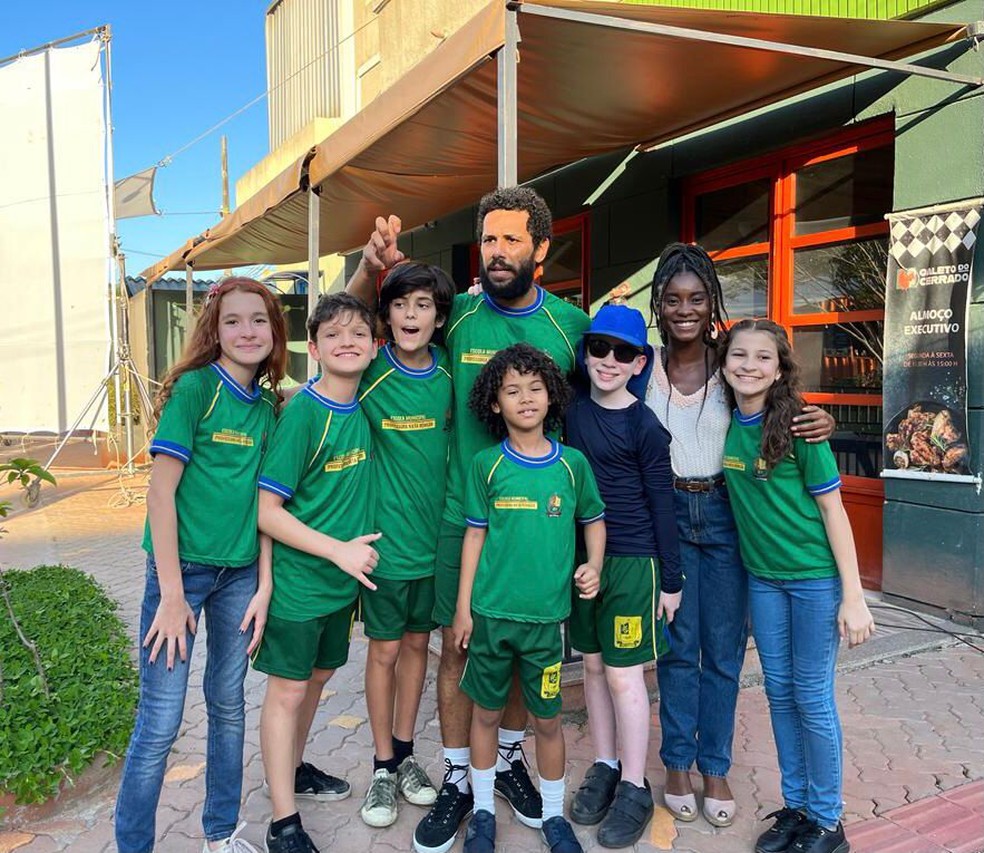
[1,472,983,853]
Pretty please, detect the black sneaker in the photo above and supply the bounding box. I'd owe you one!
[463,809,496,853]
[790,821,849,853]
[570,762,621,825]
[264,821,320,853]
[294,761,351,801]
[755,807,810,853]
[541,815,583,853]
[597,779,654,848]
[413,761,474,853]
[494,743,542,828]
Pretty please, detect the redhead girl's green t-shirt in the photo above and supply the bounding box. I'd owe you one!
[142,363,276,567]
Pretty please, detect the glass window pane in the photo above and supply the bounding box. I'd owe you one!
[695,179,771,251]
[542,228,582,290]
[794,146,893,236]
[718,255,768,320]
[792,323,882,396]
[792,237,888,315]
[815,402,883,479]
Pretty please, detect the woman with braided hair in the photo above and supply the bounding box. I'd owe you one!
[646,243,834,831]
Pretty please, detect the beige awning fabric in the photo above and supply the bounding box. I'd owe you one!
[142,0,966,277]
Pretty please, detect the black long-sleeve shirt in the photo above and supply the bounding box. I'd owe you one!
[566,391,682,593]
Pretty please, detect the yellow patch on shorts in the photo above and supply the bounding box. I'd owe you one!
[614,615,642,649]
[540,661,562,699]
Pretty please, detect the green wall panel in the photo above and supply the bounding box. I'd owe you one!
[882,500,984,618]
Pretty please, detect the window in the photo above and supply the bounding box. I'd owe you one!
[684,118,893,482]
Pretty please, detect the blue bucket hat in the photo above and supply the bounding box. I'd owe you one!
[576,303,655,400]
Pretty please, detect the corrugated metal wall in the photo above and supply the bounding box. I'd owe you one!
[626,0,949,17]
[266,0,343,150]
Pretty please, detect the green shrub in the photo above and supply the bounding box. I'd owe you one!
[0,565,138,804]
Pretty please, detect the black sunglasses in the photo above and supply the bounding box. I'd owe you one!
[585,337,644,364]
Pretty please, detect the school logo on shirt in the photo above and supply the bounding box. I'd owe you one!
[324,448,368,473]
[722,456,745,472]
[381,414,436,431]
[211,428,254,448]
[753,457,770,481]
[546,493,562,518]
[494,496,538,510]
[461,348,497,365]
[540,662,562,699]
[614,615,642,649]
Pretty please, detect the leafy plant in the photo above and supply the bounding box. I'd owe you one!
[2,458,56,509]
[0,565,138,804]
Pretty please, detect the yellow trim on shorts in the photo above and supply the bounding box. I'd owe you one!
[649,557,658,661]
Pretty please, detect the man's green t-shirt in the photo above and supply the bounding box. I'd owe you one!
[258,385,373,620]
[142,363,276,567]
[359,343,453,580]
[464,439,605,623]
[444,287,589,526]
[722,409,842,580]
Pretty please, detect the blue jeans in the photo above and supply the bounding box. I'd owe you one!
[748,574,843,828]
[657,486,747,777]
[115,555,257,852]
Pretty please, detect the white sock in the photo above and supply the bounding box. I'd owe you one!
[596,757,619,770]
[471,764,497,815]
[444,746,471,793]
[540,775,565,821]
[497,727,526,773]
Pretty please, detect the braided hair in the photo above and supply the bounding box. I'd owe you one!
[649,242,729,349]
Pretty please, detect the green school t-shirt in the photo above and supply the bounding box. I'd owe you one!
[444,287,589,527]
[464,440,605,623]
[258,385,373,620]
[722,409,842,581]
[359,343,453,580]
[142,363,276,567]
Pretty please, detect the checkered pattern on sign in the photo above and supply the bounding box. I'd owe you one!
[889,206,981,267]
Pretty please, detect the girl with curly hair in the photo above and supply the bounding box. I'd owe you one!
[719,319,873,853]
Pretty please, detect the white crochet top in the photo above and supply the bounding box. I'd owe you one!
[645,348,731,478]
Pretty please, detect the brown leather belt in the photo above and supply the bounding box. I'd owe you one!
[673,475,725,493]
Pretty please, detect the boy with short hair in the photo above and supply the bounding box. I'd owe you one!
[357,262,455,827]
[453,343,605,853]
[565,304,682,848]
[254,292,382,853]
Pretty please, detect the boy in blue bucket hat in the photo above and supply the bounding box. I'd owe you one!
[565,303,682,848]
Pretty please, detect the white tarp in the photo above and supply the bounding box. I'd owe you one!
[0,39,111,433]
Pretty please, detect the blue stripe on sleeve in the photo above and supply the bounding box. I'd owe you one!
[577,512,606,525]
[149,440,191,464]
[808,477,842,496]
[258,476,294,500]
[465,517,489,528]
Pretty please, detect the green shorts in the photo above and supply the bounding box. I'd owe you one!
[360,575,437,640]
[568,555,669,667]
[459,614,564,719]
[252,600,357,680]
[432,521,465,627]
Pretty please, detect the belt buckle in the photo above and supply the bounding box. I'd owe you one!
[682,479,704,493]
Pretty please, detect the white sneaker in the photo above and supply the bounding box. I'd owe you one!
[397,755,438,806]
[203,823,260,853]
[361,768,399,827]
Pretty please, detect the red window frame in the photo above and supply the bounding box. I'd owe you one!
[682,117,894,496]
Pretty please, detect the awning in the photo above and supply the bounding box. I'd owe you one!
[141,0,969,279]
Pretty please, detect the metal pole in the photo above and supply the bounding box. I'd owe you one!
[185,265,195,340]
[307,185,321,379]
[497,8,520,188]
[519,4,984,89]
